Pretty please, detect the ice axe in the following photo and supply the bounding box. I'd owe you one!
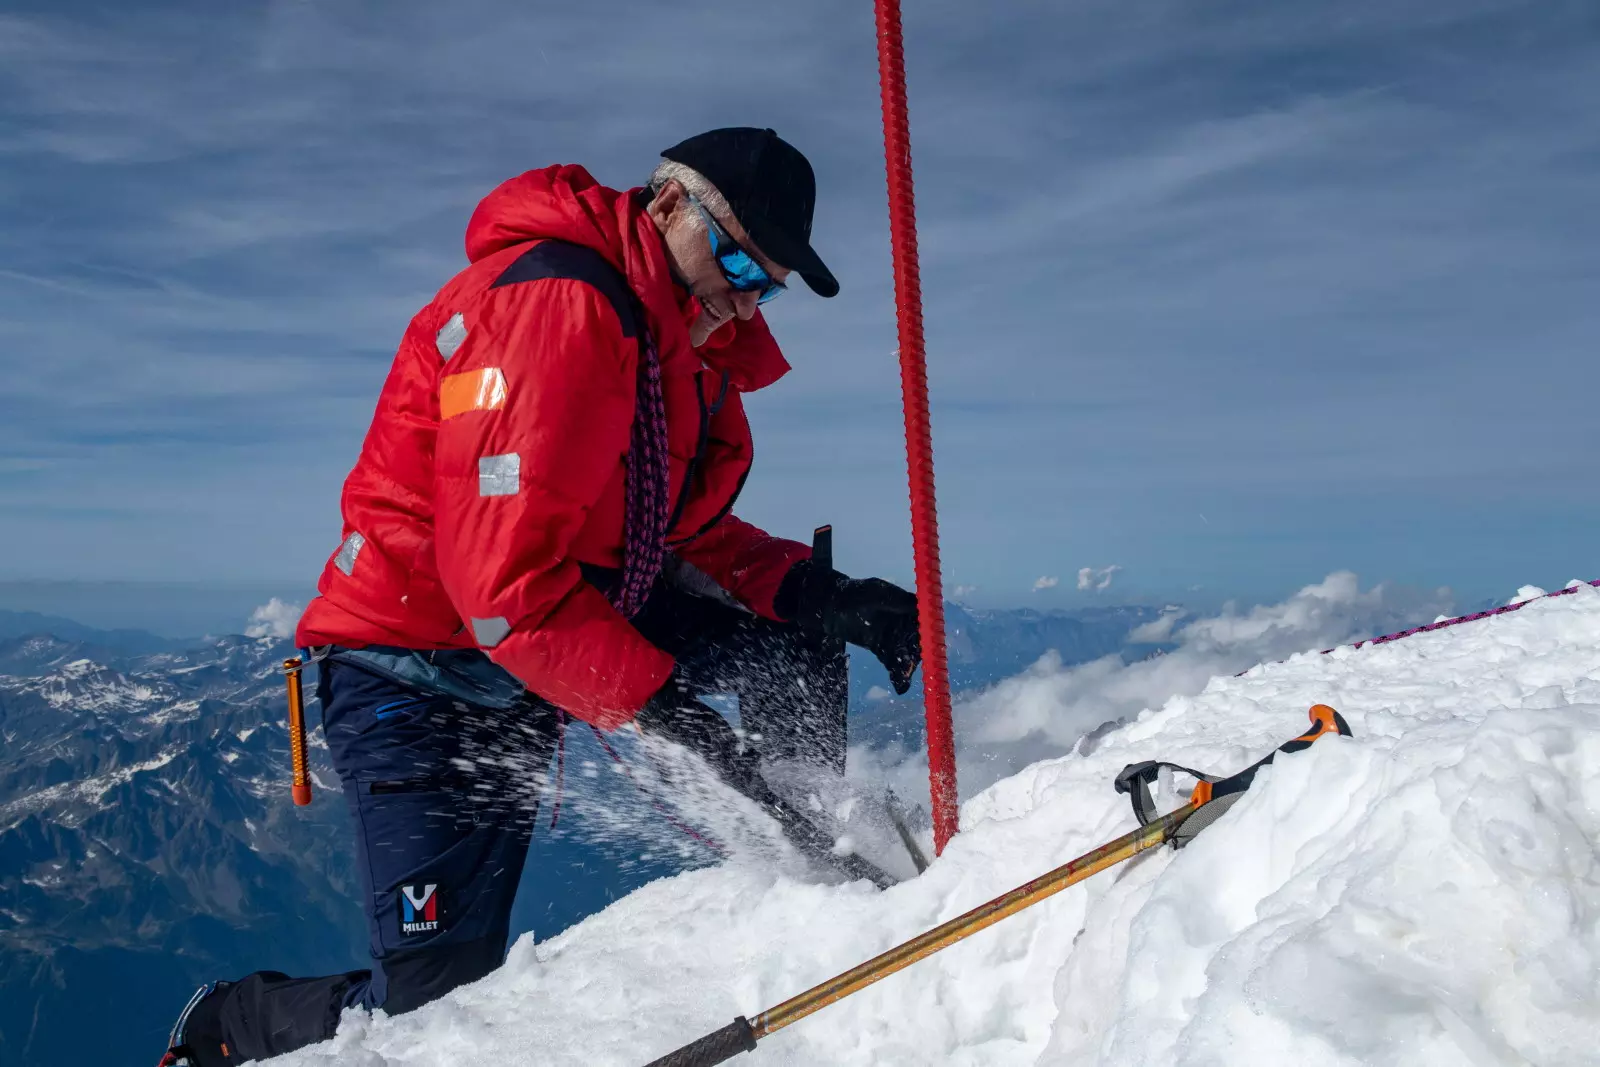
[640,705,1352,1066]
[283,657,313,806]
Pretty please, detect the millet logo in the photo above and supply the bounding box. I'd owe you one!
[400,883,440,935]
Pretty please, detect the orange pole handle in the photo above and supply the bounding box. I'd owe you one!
[284,658,313,806]
[1189,704,1351,807]
[1301,704,1347,742]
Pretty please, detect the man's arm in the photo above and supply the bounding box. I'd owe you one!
[433,278,671,729]
[674,513,811,620]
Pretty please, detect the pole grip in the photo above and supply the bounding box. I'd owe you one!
[284,657,313,806]
[642,1016,757,1067]
[1190,704,1352,807]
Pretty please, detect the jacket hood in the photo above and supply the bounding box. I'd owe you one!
[464,165,790,392]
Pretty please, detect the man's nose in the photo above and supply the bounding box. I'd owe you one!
[732,288,761,319]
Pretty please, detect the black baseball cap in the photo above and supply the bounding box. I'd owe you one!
[660,127,839,298]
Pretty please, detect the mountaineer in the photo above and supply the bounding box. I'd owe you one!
[158,127,919,1065]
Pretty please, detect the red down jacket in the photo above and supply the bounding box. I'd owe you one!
[295,165,810,729]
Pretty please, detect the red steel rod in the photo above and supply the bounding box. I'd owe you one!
[873,0,958,853]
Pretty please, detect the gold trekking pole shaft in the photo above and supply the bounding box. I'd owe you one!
[641,706,1349,1067]
[642,804,1195,1067]
[755,802,1193,1036]
[283,657,313,806]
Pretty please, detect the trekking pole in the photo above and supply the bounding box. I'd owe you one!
[643,807,1188,1066]
[283,657,313,806]
[641,706,1350,1067]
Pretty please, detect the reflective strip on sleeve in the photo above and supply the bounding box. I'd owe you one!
[333,532,365,576]
[478,453,520,497]
[439,367,509,420]
[470,616,511,648]
[435,313,468,360]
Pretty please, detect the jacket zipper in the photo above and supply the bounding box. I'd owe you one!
[665,369,733,544]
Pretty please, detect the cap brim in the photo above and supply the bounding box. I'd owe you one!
[742,213,839,298]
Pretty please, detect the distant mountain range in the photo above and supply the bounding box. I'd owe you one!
[0,603,1171,1067]
[0,611,183,660]
[0,632,366,1066]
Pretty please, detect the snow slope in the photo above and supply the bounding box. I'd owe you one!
[269,583,1600,1066]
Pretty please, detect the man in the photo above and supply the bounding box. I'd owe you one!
[158,127,921,1066]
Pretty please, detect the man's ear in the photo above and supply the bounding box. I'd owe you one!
[646,179,684,227]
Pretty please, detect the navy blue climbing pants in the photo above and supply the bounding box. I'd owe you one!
[211,655,557,1059]
[206,575,846,1062]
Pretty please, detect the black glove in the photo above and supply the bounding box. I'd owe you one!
[776,558,921,695]
[633,675,760,791]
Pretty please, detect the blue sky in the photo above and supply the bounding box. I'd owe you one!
[1,0,1597,625]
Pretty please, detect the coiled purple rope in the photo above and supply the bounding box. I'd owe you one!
[612,328,671,618]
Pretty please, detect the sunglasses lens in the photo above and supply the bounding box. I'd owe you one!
[693,197,784,304]
[717,248,781,298]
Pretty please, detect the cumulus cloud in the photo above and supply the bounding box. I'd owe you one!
[1077,565,1122,592]
[854,571,1452,800]
[245,598,302,640]
[1032,576,1060,592]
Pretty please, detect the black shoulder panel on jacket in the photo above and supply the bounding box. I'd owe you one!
[489,240,639,339]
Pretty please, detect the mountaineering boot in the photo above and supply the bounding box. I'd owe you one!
[156,981,233,1067]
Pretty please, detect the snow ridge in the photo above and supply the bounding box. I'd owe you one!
[270,584,1600,1066]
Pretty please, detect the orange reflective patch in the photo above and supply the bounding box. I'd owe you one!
[440,368,508,420]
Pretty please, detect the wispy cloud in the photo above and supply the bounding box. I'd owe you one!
[244,598,302,641]
[854,571,1454,799]
[2,0,1596,601]
[1032,576,1060,592]
[1077,566,1122,592]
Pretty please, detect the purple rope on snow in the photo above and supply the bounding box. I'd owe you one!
[1327,579,1600,653]
[1237,579,1600,676]
[612,328,671,619]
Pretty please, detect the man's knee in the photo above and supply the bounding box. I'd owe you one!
[378,937,505,1015]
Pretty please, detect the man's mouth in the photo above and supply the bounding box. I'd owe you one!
[697,297,732,329]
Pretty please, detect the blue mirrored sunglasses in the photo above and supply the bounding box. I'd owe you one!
[688,194,787,305]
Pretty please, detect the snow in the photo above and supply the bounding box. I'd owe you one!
[25,664,168,712]
[266,582,1600,1067]
[144,698,204,725]
[0,749,180,829]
